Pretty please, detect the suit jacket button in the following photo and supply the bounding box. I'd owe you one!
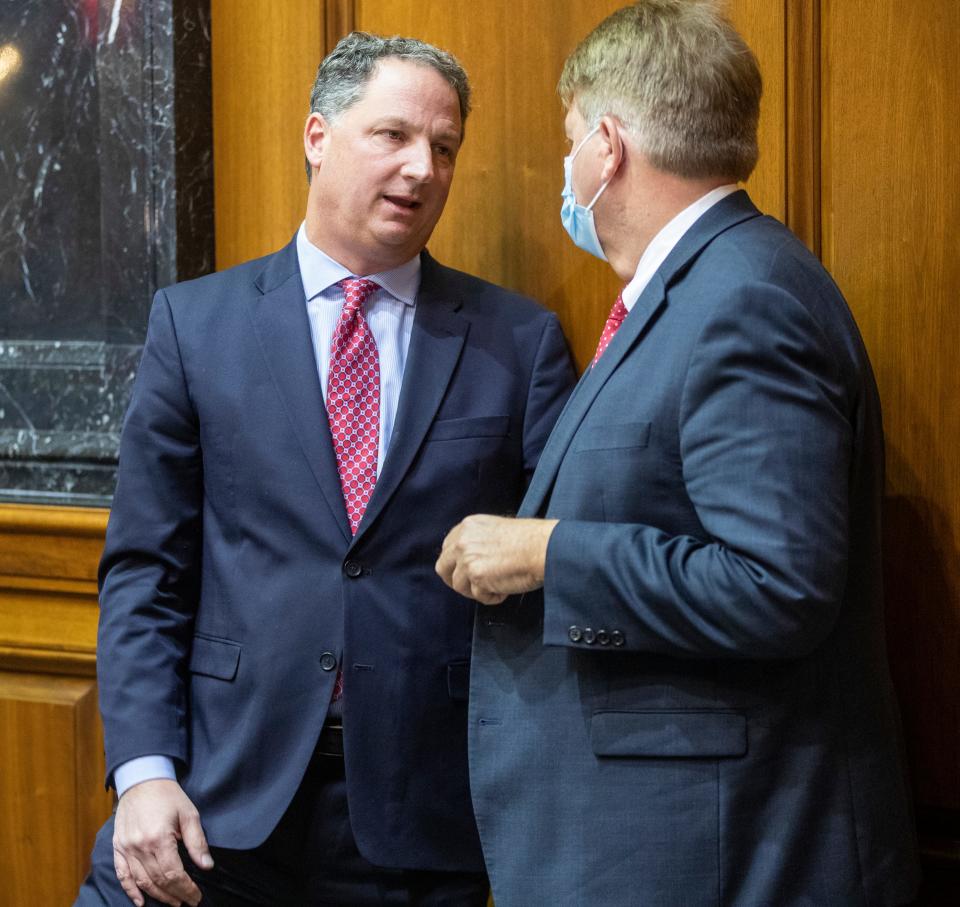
[610,630,625,647]
[582,627,596,644]
[568,626,583,643]
[344,560,362,578]
[319,652,338,671]
[596,629,610,645]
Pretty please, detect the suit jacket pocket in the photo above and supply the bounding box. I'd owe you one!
[591,709,747,757]
[426,415,510,441]
[188,635,241,681]
[574,420,650,451]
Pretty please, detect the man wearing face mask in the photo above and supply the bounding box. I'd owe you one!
[436,2,920,905]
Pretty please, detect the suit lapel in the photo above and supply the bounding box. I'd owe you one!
[351,252,469,545]
[520,190,763,517]
[519,275,668,517]
[246,239,352,543]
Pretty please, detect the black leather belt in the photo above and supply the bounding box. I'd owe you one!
[316,721,344,758]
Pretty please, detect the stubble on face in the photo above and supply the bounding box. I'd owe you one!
[305,58,462,276]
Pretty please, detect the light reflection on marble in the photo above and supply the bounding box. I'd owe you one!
[0,0,212,505]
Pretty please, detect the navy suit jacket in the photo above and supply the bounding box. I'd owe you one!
[469,192,921,905]
[97,237,575,871]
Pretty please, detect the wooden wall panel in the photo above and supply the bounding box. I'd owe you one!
[728,0,786,224]
[0,672,111,905]
[0,505,111,900]
[211,0,325,269]
[821,0,960,818]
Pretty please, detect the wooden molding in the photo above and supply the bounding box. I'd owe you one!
[325,0,356,54]
[0,671,113,900]
[0,504,107,676]
[785,0,821,257]
[0,503,108,537]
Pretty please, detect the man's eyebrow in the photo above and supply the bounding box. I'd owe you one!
[371,116,412,130]
[434,128,462,146]
[370,116,462,146]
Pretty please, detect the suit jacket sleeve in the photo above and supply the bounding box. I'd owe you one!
[542,280,854,659]
[97,289,202,784]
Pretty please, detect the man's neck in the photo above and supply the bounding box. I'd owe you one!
[606,170,731,283]
[302,219,405,277]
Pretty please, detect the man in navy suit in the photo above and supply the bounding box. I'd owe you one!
[438,2,920,904]
[78,32,574,907]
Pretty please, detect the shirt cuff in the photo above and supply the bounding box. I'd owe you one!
[113,755,177,799]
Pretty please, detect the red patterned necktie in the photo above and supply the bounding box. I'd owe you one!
[592,292,629,366]
[327,277,381,534]
[327,277,380,701]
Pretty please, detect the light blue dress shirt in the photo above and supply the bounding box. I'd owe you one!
[113,225,421,798]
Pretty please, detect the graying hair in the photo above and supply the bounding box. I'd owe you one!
[305,31,471,180]
[558,0,761,182]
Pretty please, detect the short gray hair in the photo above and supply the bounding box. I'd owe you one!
[558,0,761,182]
[305,32,471,179]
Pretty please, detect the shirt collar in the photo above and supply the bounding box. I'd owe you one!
[296,222,421,306]
[622,184,739,311]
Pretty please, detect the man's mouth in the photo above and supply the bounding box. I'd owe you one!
[383,194,422,210]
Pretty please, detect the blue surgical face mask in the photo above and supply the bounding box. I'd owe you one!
[561,125,611,260]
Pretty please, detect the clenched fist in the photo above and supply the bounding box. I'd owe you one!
[435,514,558,604]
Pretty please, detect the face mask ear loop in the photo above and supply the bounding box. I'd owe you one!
[570,124,601,163]
[586,179,610,211]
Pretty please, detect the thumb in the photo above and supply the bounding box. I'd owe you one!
[180,805,214,870]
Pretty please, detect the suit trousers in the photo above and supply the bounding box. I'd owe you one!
[77,748,489,907]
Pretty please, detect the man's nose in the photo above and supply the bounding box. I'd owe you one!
[401,139,434,183]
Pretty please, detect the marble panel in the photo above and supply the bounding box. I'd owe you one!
[0,0,213,505]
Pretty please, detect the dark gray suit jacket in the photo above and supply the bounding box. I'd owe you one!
[469,192,920,905]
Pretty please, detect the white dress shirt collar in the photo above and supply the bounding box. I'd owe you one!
[621,184,739,311]
[295,222,421,305]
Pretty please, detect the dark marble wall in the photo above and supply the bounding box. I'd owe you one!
[0,0,213,505]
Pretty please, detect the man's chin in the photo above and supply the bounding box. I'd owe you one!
[374,222,435,254]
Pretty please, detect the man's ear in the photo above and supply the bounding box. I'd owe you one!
[304,112,330,171]
[597,114,625,184]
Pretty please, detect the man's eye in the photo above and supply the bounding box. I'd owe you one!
[383,130,403,141]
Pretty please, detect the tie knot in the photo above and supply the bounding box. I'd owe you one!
[607,293,628,328]
[338,278,380,314]
[591,292,630,366]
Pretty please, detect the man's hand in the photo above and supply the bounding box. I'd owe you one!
[113,778,213,907]
[436,515,559,604]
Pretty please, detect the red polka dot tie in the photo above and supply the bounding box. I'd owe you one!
[327,278,380,702]
[328,278,381,535]
[592,292,629,366]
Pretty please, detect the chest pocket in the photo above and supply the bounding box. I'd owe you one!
[573,420,650,451]
[425,415,510,441]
